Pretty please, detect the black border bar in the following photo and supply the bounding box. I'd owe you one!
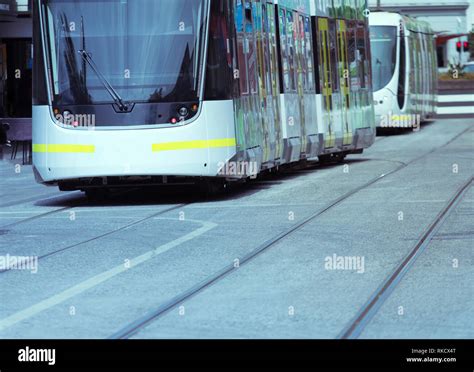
[0,340,472,371]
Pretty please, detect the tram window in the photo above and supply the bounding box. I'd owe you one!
[235,0,249,95]
[365,26,373,90]
[267,4,280,96]
[347,24,358,90]
[257,3,268,94]
[278,7,291,93]
[297,15,307,92]
[245,3,252,24]
[409,36,415,92]
[329,20,339,93]
[243,0,257,95]
[356,25,367,89]
[286,10,296,92]
[337,30,343,86]
[205,0,233,100]
[275,6,285,94]
[304,17,314,93]
[397,28,406,109]
[261,4,272,94]
[311,17,321,95]
[44,0,209,105]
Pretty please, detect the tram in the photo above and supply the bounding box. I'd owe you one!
[369,12,438,129]
[32,0,375,195]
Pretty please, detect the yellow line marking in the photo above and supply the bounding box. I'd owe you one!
[33,144,95,153]
[152,138,236,153]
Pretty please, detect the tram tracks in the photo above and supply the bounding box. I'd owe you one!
[109,169,405,339]
[109,127,472,339]
[0,193,84,230]
[0,188,151,230]
[0,203,188,274]
[1,127,471,337]
[338,177,473,339]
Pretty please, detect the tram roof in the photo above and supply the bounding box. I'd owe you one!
[369,11,436,35]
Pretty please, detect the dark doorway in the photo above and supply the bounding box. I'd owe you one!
[0,43,6,117]
[0,38,32,118]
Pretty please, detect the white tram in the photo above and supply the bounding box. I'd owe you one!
[32,0,376,195]
[369,12,438,129]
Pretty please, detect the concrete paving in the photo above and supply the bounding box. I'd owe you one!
[0,118,472,339]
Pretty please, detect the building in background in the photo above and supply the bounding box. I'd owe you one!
[369,0,473,67]
[0,0,32,152]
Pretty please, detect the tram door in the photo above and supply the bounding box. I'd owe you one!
[337,20,352,145]
[0,44,6,117]
[317,18,335,148]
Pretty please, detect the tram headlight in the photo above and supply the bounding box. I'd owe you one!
[178,107,189,117]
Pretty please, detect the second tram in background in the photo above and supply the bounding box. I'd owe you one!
[369,12,438,129]
[33,0,375,196]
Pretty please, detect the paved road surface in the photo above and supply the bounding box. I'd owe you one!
[0,118,472,339]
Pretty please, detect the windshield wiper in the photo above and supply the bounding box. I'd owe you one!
[78,50,128,112]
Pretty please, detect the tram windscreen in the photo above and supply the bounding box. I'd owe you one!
[42,0,208,105]
[369,26,398,92]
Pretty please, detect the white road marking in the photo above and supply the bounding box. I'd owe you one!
[437,106,474,115]
[0,219,217,333]
[438,95,474,103]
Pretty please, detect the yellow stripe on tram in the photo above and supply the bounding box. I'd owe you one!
[33,144,96,153]
[152,138,237,153]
